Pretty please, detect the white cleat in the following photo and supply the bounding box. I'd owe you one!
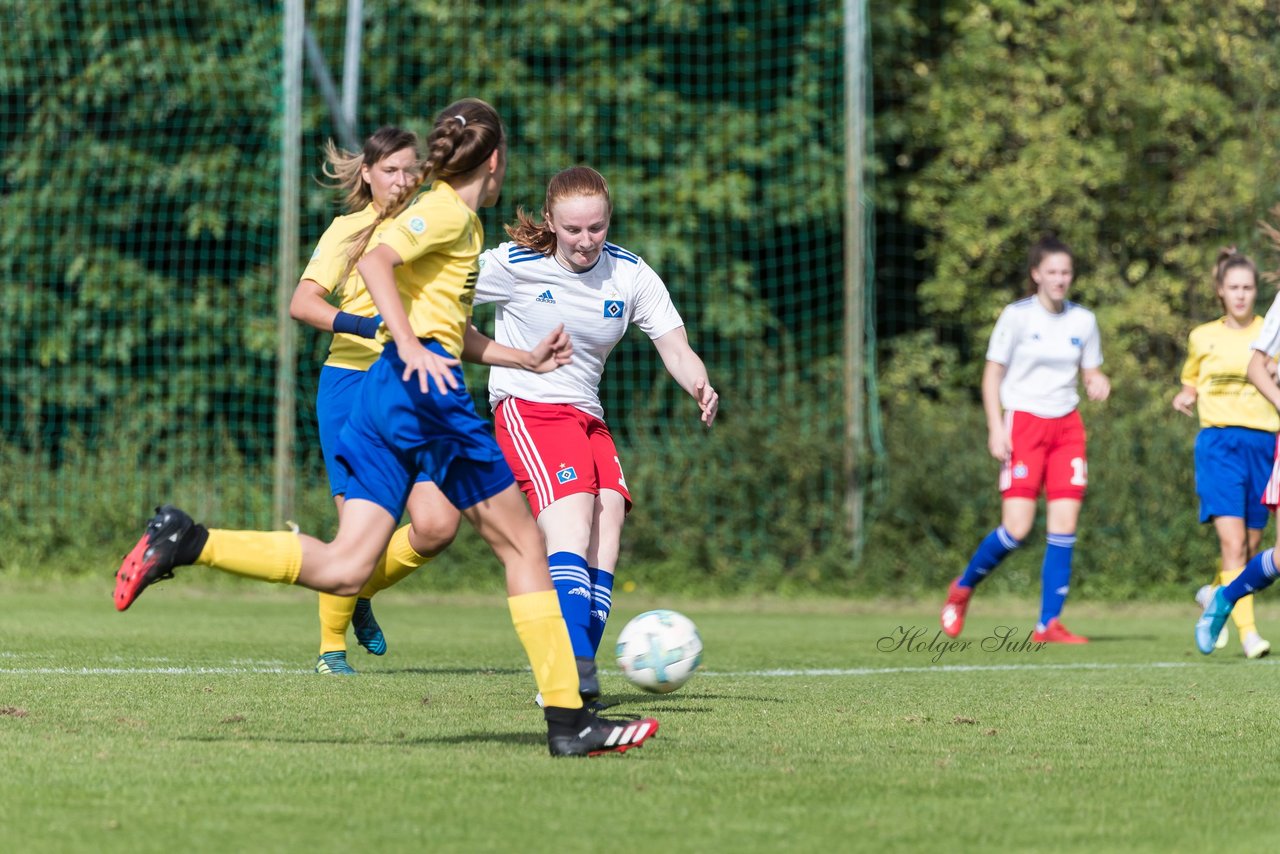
[1243,631,1271,660]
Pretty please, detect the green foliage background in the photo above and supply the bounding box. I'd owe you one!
[867,0,1280,597]
[3,0,1280,597]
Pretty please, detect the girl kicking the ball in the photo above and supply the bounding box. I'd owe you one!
[476,165,719,702]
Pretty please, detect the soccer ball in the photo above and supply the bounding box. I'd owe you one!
[615,609,703,693]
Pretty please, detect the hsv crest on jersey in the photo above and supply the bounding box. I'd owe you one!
[556,466,578,484]
[603,300,624,317]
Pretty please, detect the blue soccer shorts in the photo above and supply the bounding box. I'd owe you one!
[335,340,514,519]
[1194,426,1275,529]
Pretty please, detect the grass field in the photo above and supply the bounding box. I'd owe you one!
[4,579,1280,853]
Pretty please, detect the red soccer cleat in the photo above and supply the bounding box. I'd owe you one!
[113,505,200,611]
[940,578,973,638]
[1032,617,1089,644]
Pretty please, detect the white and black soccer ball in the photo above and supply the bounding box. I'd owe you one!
[615,609,703,694]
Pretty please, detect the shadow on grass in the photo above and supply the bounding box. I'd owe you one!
[176,731,546,748]
[373,667,530,676]
[605,691,785,706]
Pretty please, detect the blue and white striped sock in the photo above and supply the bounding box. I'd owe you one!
[1224,549,1279,604]
[586,567,614,655]
[548,551,594,658]
[1038,533,1076,628]
[959,525,1022,588]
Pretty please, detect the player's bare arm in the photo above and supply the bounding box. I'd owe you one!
[982,360,1009,460]
[1172,383,1198,416]
[289,279,343,332]
[1246,348,1280,410]
[1082,367,1110,402]
[461,323,573,373]
[652,327,719,426]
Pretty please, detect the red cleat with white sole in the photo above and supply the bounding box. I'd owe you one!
[1032,617,1088,644]
[940,578,973,638]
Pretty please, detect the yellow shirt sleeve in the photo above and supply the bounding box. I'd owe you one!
[300,220,352,294]
[1179,328,1204,388]
[297,205,384,372]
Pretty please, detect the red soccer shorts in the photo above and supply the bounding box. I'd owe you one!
[999,409,1088,501]
[494,398,633,517]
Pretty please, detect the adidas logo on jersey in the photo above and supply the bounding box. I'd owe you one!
[536,290,556,304]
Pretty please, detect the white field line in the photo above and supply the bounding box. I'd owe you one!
[699,660,1279,677]
[0,660,1271,677]
[0,666,300,675]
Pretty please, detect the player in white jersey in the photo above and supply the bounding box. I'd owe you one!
[940,236,1110,644]
[474,166,719,702]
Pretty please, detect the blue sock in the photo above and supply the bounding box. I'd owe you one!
[1039,533,1075,627]
[548,551,594,658]
[586,567,614,655]
[959,526,1022,588]
[1224,550,1279,604]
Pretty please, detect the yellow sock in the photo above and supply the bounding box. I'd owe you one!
[317,593,357,653]
[1221,565,1258,635]
[196,529,301,584]
[508,590,581,709]
[358,524,430,598]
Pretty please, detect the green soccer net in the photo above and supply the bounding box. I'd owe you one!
[2,1,856,585]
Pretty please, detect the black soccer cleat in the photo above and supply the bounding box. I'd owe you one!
[546,707,659,757]
[576,656,601,702]
[113,505,207,611]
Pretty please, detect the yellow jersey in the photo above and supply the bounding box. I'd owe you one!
[375,180,482,358]
[1180,315,1280,432]
[299,203,392,372]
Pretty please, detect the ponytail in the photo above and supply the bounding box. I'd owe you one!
[342,99,504,275]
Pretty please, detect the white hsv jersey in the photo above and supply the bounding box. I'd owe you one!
[1252,293,1280,355]
[986,297,1103,418]
[474,241,685,420]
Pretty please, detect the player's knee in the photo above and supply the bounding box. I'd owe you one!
[1003,519,1034,541]
[1222,543,1248,567]
[411,518,458,556]
[322,556,377,596]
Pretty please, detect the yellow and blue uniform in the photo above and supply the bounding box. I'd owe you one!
[303,206,436,660]
[1181,316,1278,528]
[174,175,584,712]
[302,204,386,372]
[303,205,388,497]
[303,206,431,498]
[336,180,513,518]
